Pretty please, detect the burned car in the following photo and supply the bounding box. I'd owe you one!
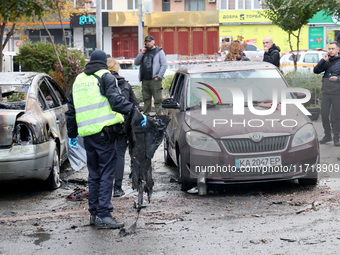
[162,62,319,195]
[0,72,68,189]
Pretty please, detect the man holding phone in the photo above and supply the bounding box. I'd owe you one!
[314,41,340,146]
[134,35,167,116]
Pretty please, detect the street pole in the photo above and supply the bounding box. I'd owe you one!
[138,0,143,50]
[96,0,102,50]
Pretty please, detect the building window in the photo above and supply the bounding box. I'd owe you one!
[128,0,138,10]
[185,0,206,11]
[101,0,113,11]
[221,0,264,10]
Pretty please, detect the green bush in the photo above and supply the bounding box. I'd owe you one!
[162,73,175,97]
[15,41,86,94]
[284,71,322,108]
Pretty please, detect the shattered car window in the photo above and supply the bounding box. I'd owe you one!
[0,85,28,110]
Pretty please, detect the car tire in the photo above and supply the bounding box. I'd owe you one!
[298,171,318,186]
[46,146,61,190]
[164,138,175,166]
[178,152,194,191]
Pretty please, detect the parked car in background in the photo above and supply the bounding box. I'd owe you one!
[162,62,319,195]
[0,72,68,189]
[118,59,175,86]
[280,50,327,73]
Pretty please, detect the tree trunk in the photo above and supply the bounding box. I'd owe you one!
[0,23,16,72]
[56,0,69,60]
[41,18,64,73]
[288,33,298,72]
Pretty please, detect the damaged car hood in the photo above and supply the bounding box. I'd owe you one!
[0,110,24,146]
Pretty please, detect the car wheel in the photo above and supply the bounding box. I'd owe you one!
[178,152,194,191]
[164,138,175,166]
[298,171,318,186]
[46,146,61,190]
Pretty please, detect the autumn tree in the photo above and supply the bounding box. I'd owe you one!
[262,0,339,71]
[0,0,54,71]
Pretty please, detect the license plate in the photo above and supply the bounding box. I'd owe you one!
[235,156,282,168]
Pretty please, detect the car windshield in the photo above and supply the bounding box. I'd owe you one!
[0,85,28,110]
[186,69,290,108]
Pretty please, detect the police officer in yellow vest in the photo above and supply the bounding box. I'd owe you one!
[66,50,146,229]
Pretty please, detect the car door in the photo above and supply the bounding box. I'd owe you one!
[166,73,187,162]
[38,77,68,162]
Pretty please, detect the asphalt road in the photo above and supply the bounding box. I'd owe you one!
[1,119,340,255]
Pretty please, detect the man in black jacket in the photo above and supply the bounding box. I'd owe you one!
[263,37,281,68]
[314,41,340,146]
[66,50,145,229]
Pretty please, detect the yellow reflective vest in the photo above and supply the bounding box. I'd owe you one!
[72,69,124,137]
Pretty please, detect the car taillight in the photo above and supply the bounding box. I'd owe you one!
[13,123,34,145]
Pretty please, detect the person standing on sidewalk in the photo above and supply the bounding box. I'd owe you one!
[314,41,340,146]
[134,35,167,116]
[107,58,139,197]
[262,36,281,68]
[66,50,146,229]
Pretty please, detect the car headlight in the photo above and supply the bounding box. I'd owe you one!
[292,124,316,147]
[186,131,221,152]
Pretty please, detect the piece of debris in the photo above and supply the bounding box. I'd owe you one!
[145,219,178,225]
[187,187,198,194]
[170,177,178,183]
[296,201,321,214]
[270,201,283,205]
[66,188,89,201]
[280,237,297,242]
[66,178,87,185]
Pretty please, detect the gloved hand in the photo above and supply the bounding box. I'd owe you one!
[141,114,147,127]
[69,137,78,150]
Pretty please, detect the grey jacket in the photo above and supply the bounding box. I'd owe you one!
[134,46,167,81]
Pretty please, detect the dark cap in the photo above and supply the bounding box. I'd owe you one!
[90,50,107,63]
[144,35,154,42]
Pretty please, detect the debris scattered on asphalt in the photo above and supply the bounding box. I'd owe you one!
[295,201,321,214]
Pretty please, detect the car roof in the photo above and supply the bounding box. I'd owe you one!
[177,61,277,74]
[0,72,43,86]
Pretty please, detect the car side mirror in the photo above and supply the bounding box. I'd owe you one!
[296,92,306,99]
[162,98,179,109]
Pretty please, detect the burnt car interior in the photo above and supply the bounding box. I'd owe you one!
[0,85,27,110]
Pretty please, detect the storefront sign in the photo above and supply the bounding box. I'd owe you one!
[71,13,108,27]
[309,27,324,49]
[79,15,96,25]
[219,10,271,24]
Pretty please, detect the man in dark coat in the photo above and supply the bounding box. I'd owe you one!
[314,41,340,146]
[263,36,281,68]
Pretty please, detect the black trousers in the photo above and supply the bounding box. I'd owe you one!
[114,135,128,188]
[321,92,340,137]
[84,131,117,218]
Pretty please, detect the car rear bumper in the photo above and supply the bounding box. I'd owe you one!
[0,141,55,181]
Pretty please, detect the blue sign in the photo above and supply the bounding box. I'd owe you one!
[79,15,96,25]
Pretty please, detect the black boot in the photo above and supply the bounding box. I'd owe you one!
[334,136,340,146]
[320,134,332,144]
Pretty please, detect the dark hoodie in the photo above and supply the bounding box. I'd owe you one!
[314,55,340,94]
[263,44,281,68]
[66,60,133,138]
[111,72,139,107]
